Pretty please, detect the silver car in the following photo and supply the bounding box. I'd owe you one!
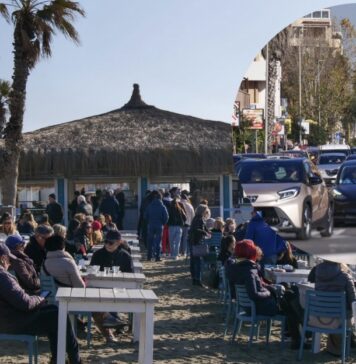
[317,153,346,186]
[235,158,333,240]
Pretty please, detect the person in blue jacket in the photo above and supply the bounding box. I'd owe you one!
[245,209,287,265]
[144,191,169,261]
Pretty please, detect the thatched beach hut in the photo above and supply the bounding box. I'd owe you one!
[2,85,234,227]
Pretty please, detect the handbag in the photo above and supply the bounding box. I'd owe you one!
[191,243,209,257]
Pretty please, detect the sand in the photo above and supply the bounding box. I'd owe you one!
[0,257,353,363]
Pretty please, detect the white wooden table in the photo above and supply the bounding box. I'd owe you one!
[264,268,310,284]
[81,271,146,341]
[132,253,142,262]
[56,287,158,364]
[133,262,143,273]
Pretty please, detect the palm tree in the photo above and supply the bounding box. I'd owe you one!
[0,0,85,205]
[0,80,11,136]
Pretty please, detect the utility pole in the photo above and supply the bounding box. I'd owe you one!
[264,42,269,154]
[298,27,303,145]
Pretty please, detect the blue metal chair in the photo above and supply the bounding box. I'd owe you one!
[0,334,38,364]
[298,290,351,364]
[231,284,286,346]
[40,274,92,348]
[220,266,235,336]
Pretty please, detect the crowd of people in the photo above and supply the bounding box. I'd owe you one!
[0,190,136,362]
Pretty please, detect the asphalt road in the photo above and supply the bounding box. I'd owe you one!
[282,226,356,264]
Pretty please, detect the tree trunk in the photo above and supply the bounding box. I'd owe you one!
[1,24,30,206]
[267,57,277,153]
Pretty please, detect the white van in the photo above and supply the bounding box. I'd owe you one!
[319,144,351,157]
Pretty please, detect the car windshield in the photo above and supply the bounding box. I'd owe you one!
[319,155,345,164]
[319,149,349,156]
[238,161,304,183]
[339,166,356,185]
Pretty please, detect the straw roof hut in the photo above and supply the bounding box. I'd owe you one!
[2,84,233,180]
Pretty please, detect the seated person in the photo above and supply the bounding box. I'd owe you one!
[90,230,133,273]
[211,218,224,233]
[6,235,40,295]
[227,240,304,349]
[308,259,356,356]
[73,221,93,258]
[43,235,122,344]
[277,241,298,268]
[24,225,54,273]
[0,243,81,363]
[91,220,103,245]
[0,215,20,237]
[217,235,236,266]
[342,170,356,184]
[245,209,287,265]
[284,166,299,181]
[17,212,37,235]
[43,235,85,288]
[223,218,236,236]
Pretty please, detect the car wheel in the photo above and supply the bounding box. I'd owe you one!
[296,205,312,240]
[320,204,334,237]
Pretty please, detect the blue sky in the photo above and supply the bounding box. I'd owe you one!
[0,0,354,132]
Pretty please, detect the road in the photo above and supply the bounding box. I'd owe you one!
[281,226,356,264]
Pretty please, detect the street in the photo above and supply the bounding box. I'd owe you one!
[283,226,356,263]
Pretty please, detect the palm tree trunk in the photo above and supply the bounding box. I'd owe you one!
[267,58,277,153]
[1,24,29,206]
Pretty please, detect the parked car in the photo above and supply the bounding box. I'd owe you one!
[319,143,351,157]
[351,147,356,154]
[235,159,333,240]
[332,160,356,225]
[275,150,310,159]
[346,154,356,161]
[266,154,291,160]
[317,153,346,186]
[233,153,266,166]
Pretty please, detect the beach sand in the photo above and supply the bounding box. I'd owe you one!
[0,257,352,363]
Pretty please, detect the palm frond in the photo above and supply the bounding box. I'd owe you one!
[0,3,9,22]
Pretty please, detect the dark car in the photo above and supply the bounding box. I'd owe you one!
[346,154,356,161]
[332,160,356,225]
[276,150,310,159]
[233,153,266,165]
[351,147,356,155]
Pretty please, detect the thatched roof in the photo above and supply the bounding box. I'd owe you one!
[5,84,233,179]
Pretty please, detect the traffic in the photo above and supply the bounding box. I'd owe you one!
[234,144,356,240]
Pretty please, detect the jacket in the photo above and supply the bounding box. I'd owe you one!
[308,262,356,310]
[90,246,133,273]
[24,236,46,273]
[45,201,64,224]
[99,196,120,221]
[10,250,40,295]
[43,250,85,288]
[227,259,278,315]
[144,199,169,227]
[245,214,287,258]
[0,266,43,332]
[180,200,195,226]
[167,203,186,227]
[189,216,209,245]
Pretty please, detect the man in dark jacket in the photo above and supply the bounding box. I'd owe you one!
[99,190,120,225]
[24,225,54,273]
[245,209,287,265]
[0,243,81,363]
[144,191,169,261]
[90,230,133,272]
[45,193,64,225]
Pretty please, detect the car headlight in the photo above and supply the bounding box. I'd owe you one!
[278,187,300,200]
[332,189,347,200]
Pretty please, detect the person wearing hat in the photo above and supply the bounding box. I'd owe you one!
[91,220,103,245]
[45,193,64,225]
[90,230,133,273]
[24,224,54,273]
[0,243,82,363]
[5,235,40,295]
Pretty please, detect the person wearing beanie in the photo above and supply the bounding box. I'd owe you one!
[24,225,54,273]
[92,220,103,245]
[90,230,133,273]
[45,193,64,225]
[6,235,40,295]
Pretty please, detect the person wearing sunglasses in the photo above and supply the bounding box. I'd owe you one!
[90,230,133,273]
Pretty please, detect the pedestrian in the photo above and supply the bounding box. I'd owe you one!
[137,190,152,247]
[144,191,169,261]
[99,190,120,226]
[180,192,195,257]
[161,192,172,255]
[76,195,93,216]
[45,193,64,225]
[68,191,80,219]
[167,197,187,259]
[189,204,211,286]
[115,190,126,230]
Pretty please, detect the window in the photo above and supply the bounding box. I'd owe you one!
[322,10,330,19]
[312,11,322,18]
